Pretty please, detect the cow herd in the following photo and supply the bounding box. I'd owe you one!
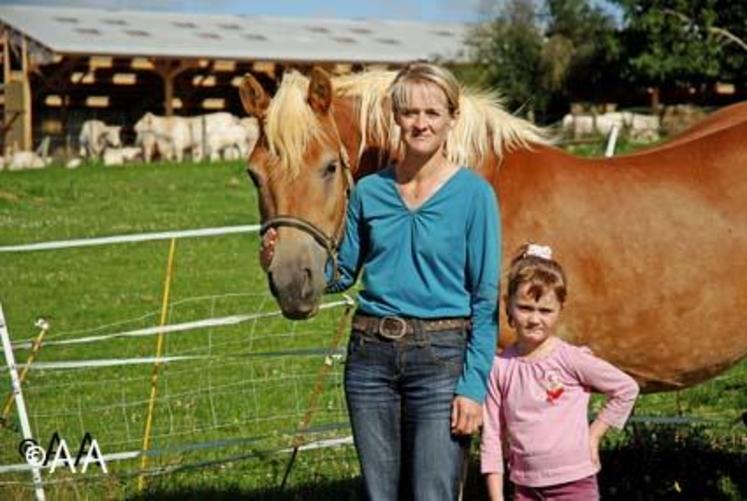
[79,111,260,166]
[0,107,669,171]
[0,111,260,171]
[561,111,661,141]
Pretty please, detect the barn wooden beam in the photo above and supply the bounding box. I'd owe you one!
[33,55,81,93]
[2,31,33,152]
[21,35,30,149]
[152,58,199,116]
[2,29,9,87]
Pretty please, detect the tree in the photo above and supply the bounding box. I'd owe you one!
[467,0,546,119]
[612,0,734,106]
[466,0,621,121]
[659,2,747,87]
[544,0,624,103]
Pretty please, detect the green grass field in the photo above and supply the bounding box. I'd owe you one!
[0,160,744,500]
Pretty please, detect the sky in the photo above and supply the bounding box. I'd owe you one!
[2,0,621,24]
[2,0,486,23]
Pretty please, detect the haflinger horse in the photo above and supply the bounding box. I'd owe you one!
[238,67,747,392]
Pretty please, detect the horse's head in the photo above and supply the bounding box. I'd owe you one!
[239,68,352,319]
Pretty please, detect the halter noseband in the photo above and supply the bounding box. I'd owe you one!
[259,147,353,283]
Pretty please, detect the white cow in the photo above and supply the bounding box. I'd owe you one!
[79,120,122,159]
[625,112,660,141]
[103,147,143,166]
[7,151,50,170]
[562,114,595,138]
[134,112,191,163]
[66,158,83,169]
[196,115,261,162]
[217,121,258,161]
[189,112,241,162]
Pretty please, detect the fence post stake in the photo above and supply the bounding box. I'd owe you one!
[1,318,49,425]
[137,238,177,492]
[605,124,620,157]
[0,303,46,501]
[280,300,354,489]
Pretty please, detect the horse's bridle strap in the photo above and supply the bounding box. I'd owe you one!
[259,143,353,285]
[260,216,336,254]
[260,216,341,282]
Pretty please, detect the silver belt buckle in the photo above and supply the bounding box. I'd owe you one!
[378,316,407,340]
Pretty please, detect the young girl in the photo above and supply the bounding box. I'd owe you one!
[481,244,639,500]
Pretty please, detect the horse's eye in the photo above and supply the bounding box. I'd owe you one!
[324,162,337,176]
[247,168,262,188]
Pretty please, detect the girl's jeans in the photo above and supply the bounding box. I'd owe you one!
[344,325,471,501]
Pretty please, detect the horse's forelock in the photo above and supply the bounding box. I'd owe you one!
[264,71,326,177]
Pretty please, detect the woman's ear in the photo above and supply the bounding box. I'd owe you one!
[448,108,459,129]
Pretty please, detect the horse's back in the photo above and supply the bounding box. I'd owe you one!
[493,116,747,391]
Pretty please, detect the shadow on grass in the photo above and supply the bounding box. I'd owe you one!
[599,424,746,500]
[130,425,745,501]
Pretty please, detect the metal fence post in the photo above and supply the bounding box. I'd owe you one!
[0,303,46,501]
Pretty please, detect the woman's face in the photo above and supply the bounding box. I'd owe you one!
[509,282,562,347]
[394,81,455,158]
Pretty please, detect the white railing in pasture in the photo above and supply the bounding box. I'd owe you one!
[0,225,356,497]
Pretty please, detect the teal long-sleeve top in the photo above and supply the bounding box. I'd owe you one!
[326,166,500,403]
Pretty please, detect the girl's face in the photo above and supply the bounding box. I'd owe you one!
[509,282,562,347]
[394,81,455,158]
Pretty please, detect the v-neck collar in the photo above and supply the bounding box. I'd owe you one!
[389,165,464,213]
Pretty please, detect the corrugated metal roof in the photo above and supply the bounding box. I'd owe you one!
[0,4,471,63]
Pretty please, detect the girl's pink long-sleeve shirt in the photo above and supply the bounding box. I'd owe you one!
[480,339,639,487]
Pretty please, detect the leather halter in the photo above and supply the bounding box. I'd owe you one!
[259,146,353,283]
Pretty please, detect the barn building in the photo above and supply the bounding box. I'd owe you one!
[0,4,470,155]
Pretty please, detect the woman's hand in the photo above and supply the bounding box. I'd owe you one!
[260,228,278,271]
[451,395,482,435]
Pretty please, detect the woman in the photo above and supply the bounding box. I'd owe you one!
[263,63,500,500]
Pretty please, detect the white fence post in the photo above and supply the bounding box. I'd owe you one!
[605,124,620,157]
[0,304,46,501]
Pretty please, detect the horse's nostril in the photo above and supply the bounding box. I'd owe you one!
[267,272,279,297]
[301,267,313,298]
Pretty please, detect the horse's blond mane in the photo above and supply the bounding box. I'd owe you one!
[333,70,548,168]
[265,69,548,175]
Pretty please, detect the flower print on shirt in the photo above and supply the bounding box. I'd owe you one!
[541,370,565,404]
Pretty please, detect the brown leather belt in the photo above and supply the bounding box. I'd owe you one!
[352,313,470,341]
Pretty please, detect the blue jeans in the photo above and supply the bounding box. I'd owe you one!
[344,325,470,501]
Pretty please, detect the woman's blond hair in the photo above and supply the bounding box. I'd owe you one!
[388,62,461,117]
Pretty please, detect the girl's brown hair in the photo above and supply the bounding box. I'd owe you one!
[505,244,568,323]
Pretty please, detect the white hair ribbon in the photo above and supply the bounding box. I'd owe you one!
[526,244,553,260]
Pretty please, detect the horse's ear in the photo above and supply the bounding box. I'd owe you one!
[239,73,270,119]
[308,67,332,114]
